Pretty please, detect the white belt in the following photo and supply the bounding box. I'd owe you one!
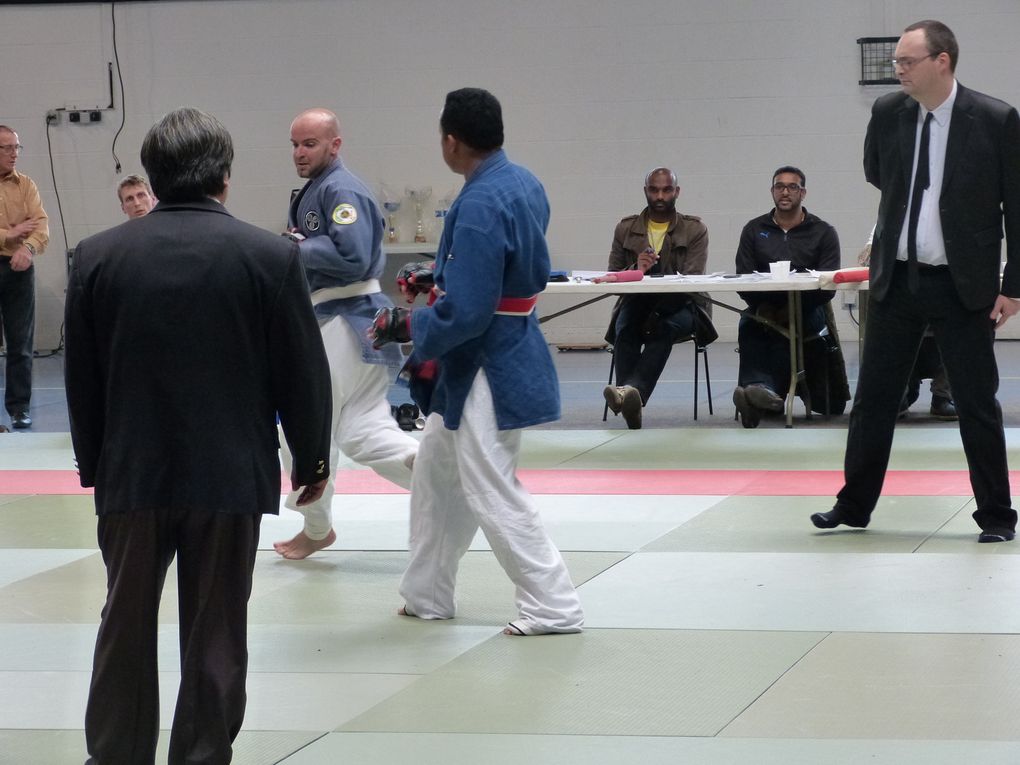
[310,279,381,305]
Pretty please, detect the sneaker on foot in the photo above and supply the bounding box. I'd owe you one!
[620,385,642,429]
[603,385,624,415]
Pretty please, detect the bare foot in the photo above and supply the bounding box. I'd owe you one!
[503,621,531,636]
[397,605,415,617]
[273,528,336,559]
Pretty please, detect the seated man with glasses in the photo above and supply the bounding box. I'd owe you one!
[0,125,48,430]
[732,165,841,428]
[602,166,710,429]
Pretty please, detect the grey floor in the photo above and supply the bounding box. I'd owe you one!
[4,339,1020,763]
[19,336,1020,433]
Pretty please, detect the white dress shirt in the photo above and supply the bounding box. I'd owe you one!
[897,79,958,266]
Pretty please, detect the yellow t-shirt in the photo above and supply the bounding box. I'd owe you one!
[647,220,668,255]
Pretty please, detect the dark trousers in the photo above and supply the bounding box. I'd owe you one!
[904,333,951,404]
[737,302,826,393]
[0,260,35,414]
[836,262,1015,533]
[85,508,260,765]
[613,295,695,404]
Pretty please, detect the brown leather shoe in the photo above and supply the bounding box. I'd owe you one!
[744,383,784,413]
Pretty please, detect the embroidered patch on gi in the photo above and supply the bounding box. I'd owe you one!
[304,211,320,231]
[332,203,357,225]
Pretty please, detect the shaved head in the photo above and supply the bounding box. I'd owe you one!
[291,108,340,139]
[290,108,343,179]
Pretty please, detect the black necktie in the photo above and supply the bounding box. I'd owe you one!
[906,112,933,292]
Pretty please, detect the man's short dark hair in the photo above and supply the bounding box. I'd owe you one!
[440,88,504,152]
[904,19,959,72]
[140,107,233,203]
[772,165,806,187]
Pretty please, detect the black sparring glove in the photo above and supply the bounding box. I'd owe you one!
[396,260,436,303]
[370,306,412,349]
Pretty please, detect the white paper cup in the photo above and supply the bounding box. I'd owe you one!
[769,260,791,280]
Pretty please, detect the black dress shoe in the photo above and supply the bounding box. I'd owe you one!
[11,411,31,429]
[978,530,1015,543]
[929,395,958,421]
[810,508,869,530]
[898,396,910,419]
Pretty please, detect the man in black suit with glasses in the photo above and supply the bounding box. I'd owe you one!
[812,20,1020,543]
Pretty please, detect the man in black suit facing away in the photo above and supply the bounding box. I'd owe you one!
[811,20,1020,542]
[67,108,333,764]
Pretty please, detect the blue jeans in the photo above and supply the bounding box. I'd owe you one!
[0,259,35,414]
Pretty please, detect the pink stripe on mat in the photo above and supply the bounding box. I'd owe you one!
[0,468,994,496]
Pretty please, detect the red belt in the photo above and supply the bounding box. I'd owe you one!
[494,295,538,316]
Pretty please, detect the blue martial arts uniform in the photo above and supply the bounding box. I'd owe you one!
[289,158,401,369]
[409,150,560,430]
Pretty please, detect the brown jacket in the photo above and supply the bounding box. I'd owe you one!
[609,208,707,275]
[605,208,712,344]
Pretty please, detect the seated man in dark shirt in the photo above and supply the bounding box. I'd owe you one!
[733,165,841,428]
[603,167,709,429]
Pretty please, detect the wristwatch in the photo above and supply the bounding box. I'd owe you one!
[23,242,36,257]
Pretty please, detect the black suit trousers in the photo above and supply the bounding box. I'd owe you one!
[85,507,260,765]
[836,262,1015,532]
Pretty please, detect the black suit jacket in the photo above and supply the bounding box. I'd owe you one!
[65,199,332,516]
[864,83,1020,310]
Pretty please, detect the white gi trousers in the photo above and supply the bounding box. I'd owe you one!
[399,371,584,634]
[280,315,418,539]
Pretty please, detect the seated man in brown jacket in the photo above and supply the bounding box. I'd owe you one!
[603,167,709,429]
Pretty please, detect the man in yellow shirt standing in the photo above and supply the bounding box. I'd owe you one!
[603,167,708,429]
[0,125,48,430]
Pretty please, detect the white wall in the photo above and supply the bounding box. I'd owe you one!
[3,0,1019,348]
